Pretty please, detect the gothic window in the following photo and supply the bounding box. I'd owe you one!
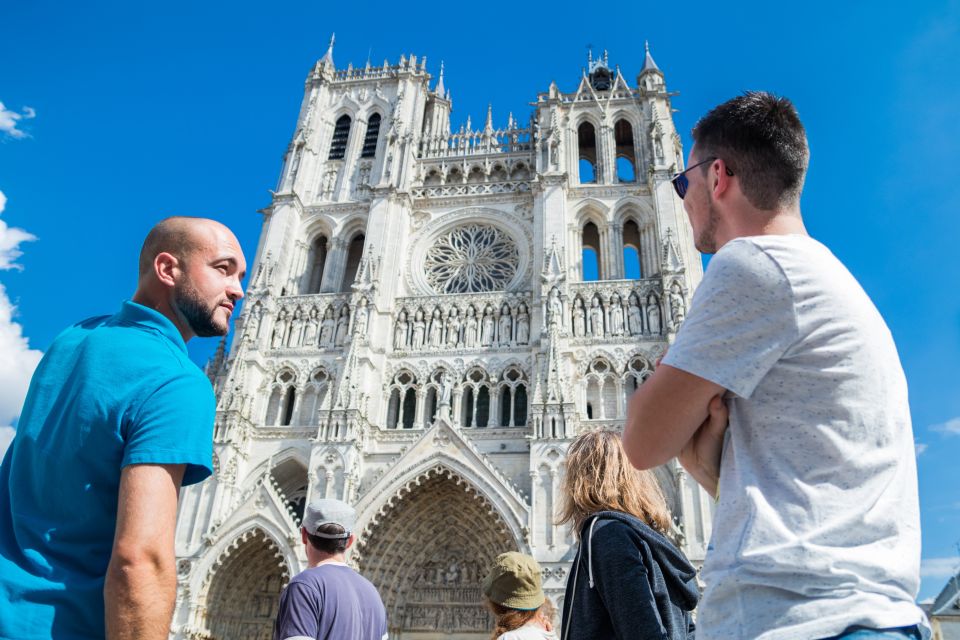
[328,115,351,160]
[424,169,441,186]
[490,164,507,182]
[305,235,328,294]
[510,163,529,181]
[623,219,642,279]
[264,369,297,426]
[584,359,619,421]
[423,224,520,294]
[271,457,308,523]
[386,370,418,429]
[578,122,597,184]
[615,119,637,183]
[461,368,491,428]
[467,166,485,183]
[623,356,652,412]
[298,369,330,425]
[361,113,381,158]
[498,367,528,427]
[341,233,365,292]
[582,222,602,281]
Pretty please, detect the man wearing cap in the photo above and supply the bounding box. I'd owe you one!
[273,498,388,640]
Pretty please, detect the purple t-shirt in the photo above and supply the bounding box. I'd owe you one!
[273,563,388,640]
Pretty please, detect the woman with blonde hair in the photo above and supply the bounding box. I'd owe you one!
[557,429,699,640]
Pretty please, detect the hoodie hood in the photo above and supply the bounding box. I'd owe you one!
[581,510,700,610]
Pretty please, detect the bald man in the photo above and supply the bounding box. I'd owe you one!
[0,217,246,640]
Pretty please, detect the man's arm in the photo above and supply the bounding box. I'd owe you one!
[622,364,725,470]
[104,463,185,640]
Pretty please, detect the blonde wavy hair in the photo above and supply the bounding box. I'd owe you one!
[556,429,672,538]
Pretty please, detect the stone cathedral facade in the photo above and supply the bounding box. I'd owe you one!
[172,39,714,640]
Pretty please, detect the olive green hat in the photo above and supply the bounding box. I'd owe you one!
[482,552,545,611]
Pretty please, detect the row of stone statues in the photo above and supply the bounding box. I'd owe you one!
[264,299,371,350]
[394,302,531,351]
[543,282,686,338]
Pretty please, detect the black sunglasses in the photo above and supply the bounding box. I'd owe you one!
[671,157,733,199]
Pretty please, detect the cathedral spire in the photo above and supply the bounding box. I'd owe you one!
[434,60,446,96]
[321,33,335,67]
[640,40,661,74]
[484,104,493,132]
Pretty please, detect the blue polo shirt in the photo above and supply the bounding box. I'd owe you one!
[0,300,216,640]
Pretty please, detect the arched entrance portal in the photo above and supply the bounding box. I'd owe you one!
[202,528,291,640]
[356,467,519,639]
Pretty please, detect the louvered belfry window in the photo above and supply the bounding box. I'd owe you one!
[328,115,351,160]
[361,113,381,158]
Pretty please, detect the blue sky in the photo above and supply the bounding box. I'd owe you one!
[1,0,958,601]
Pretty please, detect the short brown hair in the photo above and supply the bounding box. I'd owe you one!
[692,91,809,210]
[305,523,349,554]
[485,598,546,640]
[557,429,672,538]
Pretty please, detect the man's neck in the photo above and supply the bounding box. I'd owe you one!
[718,207,807,250]
[131,289,195,342]
[307,552,347,568]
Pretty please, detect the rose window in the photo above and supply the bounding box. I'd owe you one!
[423,224,519,294]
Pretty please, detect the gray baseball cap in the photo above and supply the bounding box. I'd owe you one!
[302,498,356,539]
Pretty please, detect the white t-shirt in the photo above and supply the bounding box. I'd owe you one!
[497,621,557,640]
[663,235,927,640]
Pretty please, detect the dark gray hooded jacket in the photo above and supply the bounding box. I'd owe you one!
[560,510,699,640]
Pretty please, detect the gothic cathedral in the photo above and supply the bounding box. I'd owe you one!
[172,39,714,639]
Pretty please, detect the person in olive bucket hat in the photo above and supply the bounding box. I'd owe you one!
[482,552,557,640]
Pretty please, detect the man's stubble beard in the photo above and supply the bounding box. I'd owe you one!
[174,282,228,337]
[696,198,720,255]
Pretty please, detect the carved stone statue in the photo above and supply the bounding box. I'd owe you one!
[547,287,563,328]
[428,308,444,348]
[411,309,426,350]
[515,303,530,345]
[319,307,335,347]
[572,297,586,337]
[271,309,288,349]
[445,307,461,347]
[439,371,453,412]
[246,303,262,342]
[669,282,686,325]
[334,306,350,345]
[628,294,643,336]
[303,307,319,346]
[497,303,512,346]
[464,306,478,348]
[354,298,369,336]
[609,294,625,337]
[287,308,304,347]
[394,310,408,350]
[647,295,661,335]
[480,306,495,347]
[588,297,605,338]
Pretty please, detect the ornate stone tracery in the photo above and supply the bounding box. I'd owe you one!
[423,223,519,294]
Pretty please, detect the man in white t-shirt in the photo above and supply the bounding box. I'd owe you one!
[622,92,927,640]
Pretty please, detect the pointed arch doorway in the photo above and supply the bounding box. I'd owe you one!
[355,466,519,639]
[199,528,291,640]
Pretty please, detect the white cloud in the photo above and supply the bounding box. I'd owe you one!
[0,102,36,139]
[915,442,929,456]
[921,556,960,579]
[0,191,42,459]
[931,417,960,436]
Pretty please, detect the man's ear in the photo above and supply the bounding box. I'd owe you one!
[711,159,734,200]
[154,252,180,288]
[345,533,356,550]
[301,527,309,545]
